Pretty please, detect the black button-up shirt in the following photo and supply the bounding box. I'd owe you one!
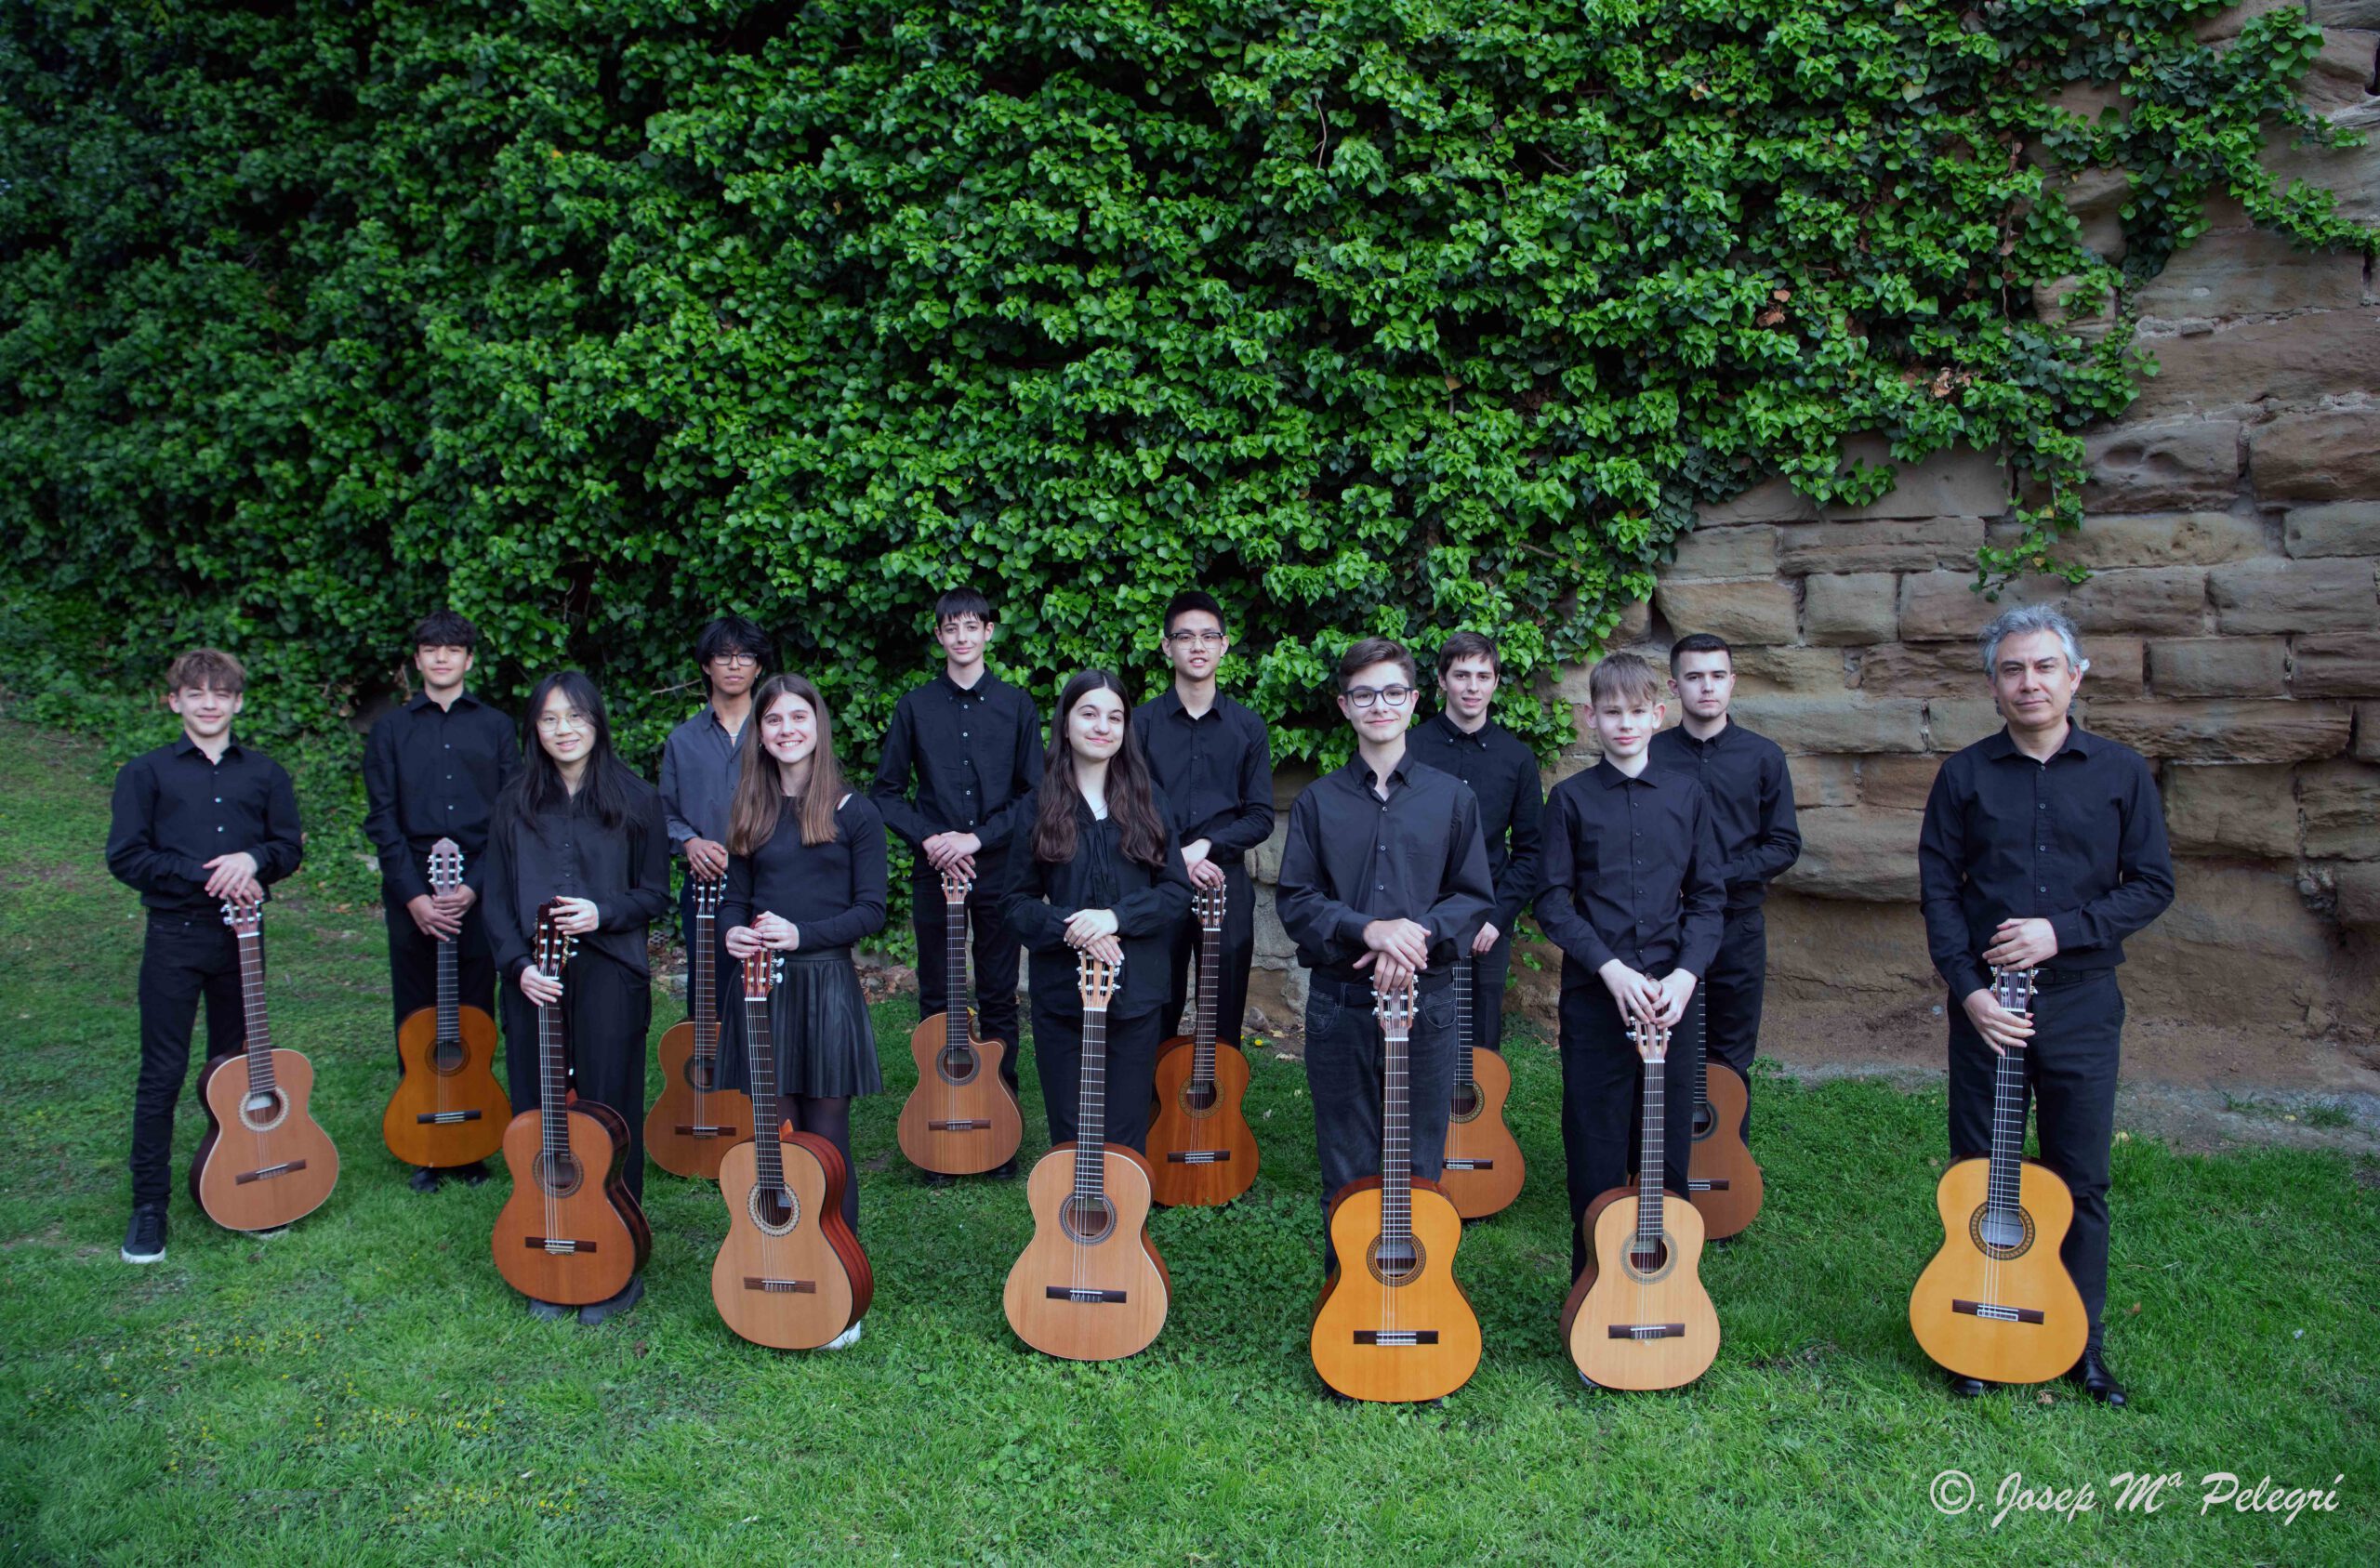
[659,705,749,853]
[1536,759,1725,984]
[1412,710,1545,929]
[1918,725,2175,999]
[1276,750,1495,987]
[1132,688,1276,866]
[484,777,672,981]
[107,737,305,916]
[1647,719,1801,916]
[870,670,1042,862]
[721,794,891,952]
[1000,790,1194,1019]
[362,691,521,901]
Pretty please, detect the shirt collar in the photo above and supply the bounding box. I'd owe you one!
[1431,710,1491,748]
[1981,723,2095,763]
[173,734,243,760]
[1591,756,1659,789]
[1344,749,1418,794]
[405,689,481,714]
[937,669,998,701]
[1673,720,1730,752]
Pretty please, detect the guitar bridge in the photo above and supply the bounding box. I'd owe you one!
[929,1119,992,1131]
[674,1125,741,1138]
[1045,1286,1127,1303]
[743,1277,817,1294]
[1353,1330,1439,1346]
[1443,1158,1494,1171]
[234,1160,308,1185]
[416,1110,483,1125]
[525,1237,595,1254]
[1687,1178,1729,1192]
[1951,1298,2045,1324]
[1607,1324,1686,1339]
[1163,1151,1232,1164]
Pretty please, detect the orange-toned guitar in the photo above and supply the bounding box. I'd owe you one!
[492,903,651,1306]
[712,949,873,1349]
[1439,955,1525,1219]
[1309,979,1483,1403]
[1145,883,1260,1206]
[645,872,750,1179]
[381,837,510,1169]
[1564,1014,1721,1390]
[896,868,1024,1176]
[1686,1005,1763,1238]
[191,901,341,1232]
[1004,953,1170,1361]
[1909,967,2089,1386]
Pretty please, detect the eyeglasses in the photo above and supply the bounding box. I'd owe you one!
[536,711,591,733]
[1345,685,1415,710]
[1167,630,1226,647]
[710,652,759,668]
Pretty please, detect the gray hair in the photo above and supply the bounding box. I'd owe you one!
[1978,604,2088,675]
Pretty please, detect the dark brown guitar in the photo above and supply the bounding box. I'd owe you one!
[492,903,651,1306]
[645,871,751,1179]
[1686,1005,1763,1238]
[1145,883,1260,1206]
[381,837,510,1169]
[896,868,1023,1175]
[192,901,341,1232]
[1439,955,1525,1219]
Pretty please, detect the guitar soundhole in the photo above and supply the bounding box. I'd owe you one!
[1448,1082,1482,1123]
[1367,1235,1425,1287]
[937,1047,981,1087]
[1969,1204,2035,1259]
[431,1037,467,1074]
[748,1184,800,1236]
[684,1057,721,1093]
[237,1088,288,1132]
[1690,1101,1716,1140]
[1181,1081,1218,1115]
[1060,1195,1117,1245]
[1624,1235,1673,1280]
[535,1151,585,1198]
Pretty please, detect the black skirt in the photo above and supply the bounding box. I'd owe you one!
[723,946,882,1100]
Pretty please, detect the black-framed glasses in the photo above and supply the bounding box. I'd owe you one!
[1345,684,1415,709]
[1167,629,1227,647]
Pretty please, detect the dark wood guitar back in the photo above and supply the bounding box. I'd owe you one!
[1438,955,1525,1219]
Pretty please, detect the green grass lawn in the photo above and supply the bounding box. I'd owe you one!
[2,715,2373,1566]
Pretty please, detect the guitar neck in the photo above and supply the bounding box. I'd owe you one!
[1075,1002,1109,1198]
[234,929,277,1097]
[1451,956,1474,1084]
[1381,1021,1411,1246]
[746,993,782,1190]
[1193,917,1222,1079]
[1637,1049,1665,1242]
[538,993,569,1154]
[943,893,969,1050]
[434,920,459,1040]
[691,908,717,1053]
[1986,1037,2029,1220]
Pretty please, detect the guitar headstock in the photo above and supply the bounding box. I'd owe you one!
[532,898,577,980]
[220,900,262,938]
[1990,965,2037,1017]
[1076,951,1120,1009]
[693,874,725,916]
[940,865,973,904]
[741,947,784,1000]
[1627,1014,1671,1064]
[1195,882,1226,933]
[1372,976,1416,1040]
[428,836,464,897]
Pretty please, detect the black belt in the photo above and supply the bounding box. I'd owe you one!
[2030,966,2116,991]
[1311,971,1453,1007]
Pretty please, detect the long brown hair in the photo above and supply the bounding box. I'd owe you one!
[1032,670,1167,867]
[726,673,847,853]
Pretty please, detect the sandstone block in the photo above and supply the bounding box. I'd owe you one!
[2311,2,2380,29]
[2299,759,2380,859]
[1727,694,1928,756]
[1827,437,2010,520]
[1898,568,2210,640]
[1777,517,1982,576]
[1859,754,1945,811]
[1860,641,1988,695]
[1987,510,2268,569]
[1802,573,1900,646]
[2086,700,2354,762]
[1613,599,1653,643]
[2260,108,2380,225]
[2299,30,2380,119]
[2294,633,2380,698]
[2283,501,2380,559]
[1729,645,1856,695]
[1927,699,2007,752]
[1654,578,1800,645]
[2162,763,2300,858]
[2336,863,2380,926]
[1777,808,1924,902]
[2149,637,2292,697]
[2209,557,2378,633]
[2129,310,2380,417]
[1667,523,1778,580]
[2080,420,2241,513]
[1788,755,1860,809]
[2135,228,2367,321]
[1697,476,1818,526]
[2358,704,2380,761]
[1251,882,1298,961]
[2250,407,2380,503]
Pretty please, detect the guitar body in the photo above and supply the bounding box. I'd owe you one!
[1309,1178,1483,1403]
[1686,1061,1764,1239]
[897,1010,1024,1175]
[645,1017,754,1179]
[1144,1036,1260,1206]
[1440,1048,1526,1220]
[382,1002,509,1168]
[191,1048,341,1232]
[1003,1143,1170,1360]
[712,1129,874,1350]
[1909,1155,2089,1385]
[491,1099,650,1306]
[1562,1184,1721,1390]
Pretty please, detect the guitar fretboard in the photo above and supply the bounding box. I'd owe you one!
[1382,1011,1411,1247]
[1192,901,1223,1087]
[1452,956,1474,1087]
[1636,1028,1666,1245]
[1074,1000,1109,1200]
[746,989,781,1192]
[691,906,718,1059]
[1985,968,2036,1229]
[235,929,277,1099]
[943,891,970,1055]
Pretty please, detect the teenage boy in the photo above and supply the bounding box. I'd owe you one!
[659,615,768,1070]
[105,650,304,1264]
[871,587,1042,1162]
[1276,638,1495,1232]
[1919,605,2172,1406]
[1647,632,1800,1138]
[1535,652,1724,1285]
[1134,589,1276,1052]
[363,610,522,1192]
[1412,630,1543,1056]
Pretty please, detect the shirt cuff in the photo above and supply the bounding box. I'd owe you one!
[2047,910,2087,955]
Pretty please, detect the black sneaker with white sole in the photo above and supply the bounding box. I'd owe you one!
[122,1204,166,1264]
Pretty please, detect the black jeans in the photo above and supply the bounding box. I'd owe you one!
[1946,969,2123,1341]
[1159,860,1257,1052]
[383,893,497,1074]
[1303,976,1458,1205]
[1557,983,1703,1281]
[130,914,247,1209]
[1699,908,1766,1139]
[1461,925,1514,1054]
[502,955,654,1206]
[1030,1004,1163,1153]
[911,861,1023,1093]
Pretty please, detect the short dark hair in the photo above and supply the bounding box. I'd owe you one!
[1338,637,1418,690]
[1163,589,1225,637]
[413,610,480,651]
[1436,630,1501,678]
[935,586,993,626]
[165,648,245,694]
[1668,632,1733,672]
[695,615,770,671]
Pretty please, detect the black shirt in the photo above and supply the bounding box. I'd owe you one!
[1536,759,1726,984]
[1647,719,1801,915]
[870,670,1042,862]
[362,691,521,902]
[1000,789,1194,1020]
[484,776,672,981]
[1132,688,1276,867]
[659,705,748,853]
[1275,749,1495,988]
[1412,710,1545,929]
[107,737,305,916]
[720,794,891,953]
[1918,725,2175,999]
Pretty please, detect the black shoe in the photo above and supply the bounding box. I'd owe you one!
[525,1298,573,1322]
[578,1273,645,1326]
[1947,1371,1991,1399]
[456,1160,492,1188]
[989,1157,1020,1180]
[920,1170,954,1188]
[408,1166,443,1194]
[121,1204,166,1265]
[2069,1346,2128,1407]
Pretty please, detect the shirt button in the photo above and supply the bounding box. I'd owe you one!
[2038,886,2047,893]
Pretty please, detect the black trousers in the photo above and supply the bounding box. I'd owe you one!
[911,862,1023,1093]
[1557,983,1703,1281]
[130,914,248,1209]
[1030,1004,1163,1153]
[502,955,654,1206]
[679,873,742,1067]
[1946,969,2122,1342]
[1158,860,1256,1052]
[1304,976,1459,1203]
[1699,907,1766,1140]
[1461,924,1514,1054]
[382,892,497,1074]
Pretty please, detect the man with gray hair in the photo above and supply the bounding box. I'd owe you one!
[1916,603,2175,1406]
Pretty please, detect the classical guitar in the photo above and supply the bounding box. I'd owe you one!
[381,837,511,1169]
[1309,979,1483,1403]
[645,871,751,1179]
[1909,967,2089,1385]
[712,948,874,1350]
[1564,1013,1721,1390]
[1004,953,1170,1361]
[896,868,1024,1176]
[191,901,341,1232]
[1145,883,1260,1206]
[492,902,651,1306]
[1438,955,1525,1219]
[1686,1006,1764,1238]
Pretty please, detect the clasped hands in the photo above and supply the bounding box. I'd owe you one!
[1063,907,1122,965]
[1963,916,2059,1054]
[725,912,802,956]
[1598,959,1697,1029]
